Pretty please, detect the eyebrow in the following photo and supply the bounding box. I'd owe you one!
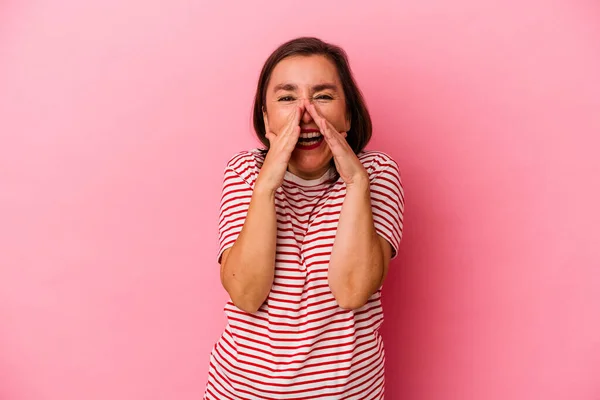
[272,83,339,93]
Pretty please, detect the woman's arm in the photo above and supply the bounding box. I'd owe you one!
[304,102,399,310]
[327,177,393,310]
[220,185,277,313]
[220,105,304,313]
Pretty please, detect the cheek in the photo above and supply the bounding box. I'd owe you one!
[269,105,295,132]
[314,103,348,131]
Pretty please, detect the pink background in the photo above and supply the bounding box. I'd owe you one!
[1,1,599,399]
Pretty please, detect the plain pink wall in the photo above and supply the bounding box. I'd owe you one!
[1,1,599,399]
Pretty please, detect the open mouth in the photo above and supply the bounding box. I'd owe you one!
[296,132,324,150]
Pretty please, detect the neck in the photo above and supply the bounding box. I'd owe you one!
[287,164,331,181]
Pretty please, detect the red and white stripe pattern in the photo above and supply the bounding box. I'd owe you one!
[205,149,404,400]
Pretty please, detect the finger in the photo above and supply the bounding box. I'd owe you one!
[306,103,338,140]
[305,102,326,128]
[321,117,350,146]
[282,125,301,153]
[322,123,353,156]
[290,104,303,123]
[278,108,301,151]
[284,106,303,137]
[325,119,348,142]
[319,123,343,150]
[304,103,352,154]
[293,105,303,129]
[318,114,340,144]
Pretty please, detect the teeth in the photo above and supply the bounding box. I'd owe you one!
[300,131,321,139]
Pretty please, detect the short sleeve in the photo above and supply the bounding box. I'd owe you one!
[217,153,256,263]
[369,156,405,260]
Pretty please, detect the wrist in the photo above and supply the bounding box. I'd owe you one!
[253,179,277,199]
[346,173,370,192]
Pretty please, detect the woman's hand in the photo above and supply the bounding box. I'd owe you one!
[255,105,303,193]
[305,101,368,187]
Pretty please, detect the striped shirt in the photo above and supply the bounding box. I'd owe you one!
[204,148,404,400]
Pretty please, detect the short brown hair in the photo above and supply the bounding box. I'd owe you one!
[252,37,372,154]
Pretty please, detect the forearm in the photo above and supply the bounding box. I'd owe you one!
[221,184,277,313]
[328,178,385,310]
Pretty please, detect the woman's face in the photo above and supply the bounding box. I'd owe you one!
[264,55,351,180]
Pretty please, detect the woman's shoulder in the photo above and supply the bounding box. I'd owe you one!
[357,150,400,178]
[224,148,266,172]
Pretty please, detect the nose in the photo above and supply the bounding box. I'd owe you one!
[301,107,313,124]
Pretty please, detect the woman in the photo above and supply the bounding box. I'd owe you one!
[204,37,404,399]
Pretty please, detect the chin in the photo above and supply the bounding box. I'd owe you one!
[290,147,332,178]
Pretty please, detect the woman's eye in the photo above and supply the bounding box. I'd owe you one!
[315,94,333,101]
[278,96,295,102]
